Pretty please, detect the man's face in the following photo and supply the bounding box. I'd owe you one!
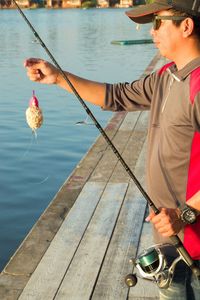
[150,10,184,60]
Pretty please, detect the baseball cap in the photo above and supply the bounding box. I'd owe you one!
[126,0,200,24]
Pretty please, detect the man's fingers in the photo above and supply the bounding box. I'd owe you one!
[28,71,45,83]
[145,211,156,222]
[24,58,44,69]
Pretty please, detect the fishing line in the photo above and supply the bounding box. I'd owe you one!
[12,0,200,278]
[19,131,36,160]
[19,132,51,184]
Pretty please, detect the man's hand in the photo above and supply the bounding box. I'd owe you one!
[146,207,185,237]
[23,57,107,107]
[24,58,59,85]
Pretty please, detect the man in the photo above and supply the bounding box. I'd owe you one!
[24,1,200,298]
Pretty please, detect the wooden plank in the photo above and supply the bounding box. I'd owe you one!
[54,183,129,300]
[92,185,147,300]
[91,139,147,299]
[118,111,140,131]
[90,131,133,182]
[110,112,148,182]
[0,274,27,300]
[18,182,105,300]
[90,113,140,183]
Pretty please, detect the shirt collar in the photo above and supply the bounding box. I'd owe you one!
[167,57,200,81]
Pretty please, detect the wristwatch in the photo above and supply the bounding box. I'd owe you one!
[180,205,197,224]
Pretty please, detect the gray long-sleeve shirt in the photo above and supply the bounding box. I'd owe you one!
[103,57,200,259]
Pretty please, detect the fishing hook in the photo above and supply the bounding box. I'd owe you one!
[12,0,200,280]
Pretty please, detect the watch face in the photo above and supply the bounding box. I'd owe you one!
[183,209,196,224]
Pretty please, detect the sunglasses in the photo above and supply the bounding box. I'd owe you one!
[152,15,187,30]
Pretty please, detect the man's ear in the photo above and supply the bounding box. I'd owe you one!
[182,18,194,37]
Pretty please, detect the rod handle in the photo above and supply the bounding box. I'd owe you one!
[170,235,200,279]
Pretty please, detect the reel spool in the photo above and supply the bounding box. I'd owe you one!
[137,247,162,274]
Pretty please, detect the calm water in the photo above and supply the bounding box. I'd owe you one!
[0,8,156,271]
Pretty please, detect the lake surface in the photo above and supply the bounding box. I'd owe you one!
[0,7,156,271]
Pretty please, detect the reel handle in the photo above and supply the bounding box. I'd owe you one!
[125,274,138,287]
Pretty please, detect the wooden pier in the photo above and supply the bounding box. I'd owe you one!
[0,53,165,300]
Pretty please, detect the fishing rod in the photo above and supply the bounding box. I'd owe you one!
[12,0,200,286]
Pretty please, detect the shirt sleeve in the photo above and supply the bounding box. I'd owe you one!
[102,72,157,112]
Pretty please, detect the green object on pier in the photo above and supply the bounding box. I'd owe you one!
[111,39,153,45]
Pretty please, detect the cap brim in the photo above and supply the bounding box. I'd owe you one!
[126,2,173,24]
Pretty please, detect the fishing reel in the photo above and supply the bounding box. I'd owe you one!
[125,244,182,289]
